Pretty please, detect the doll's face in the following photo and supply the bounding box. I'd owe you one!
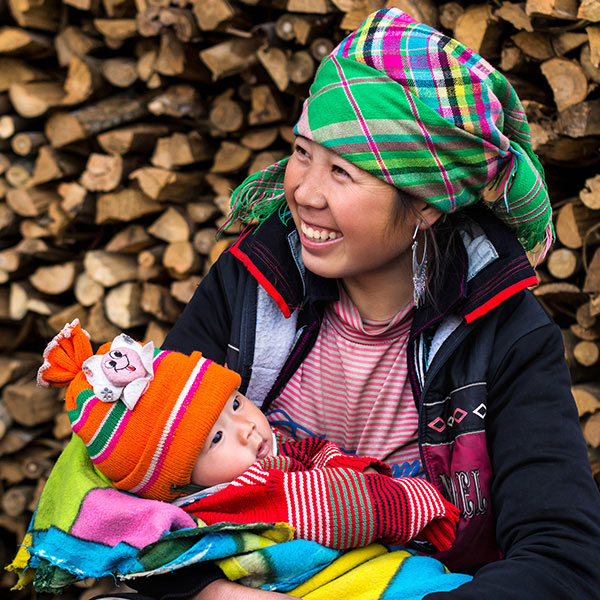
[101,348,145,386]
[191,390,274,487]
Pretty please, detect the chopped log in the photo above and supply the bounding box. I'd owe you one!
[93,18,137,46]
[138,245,165,270]
[552,32,588,57]
[141,282,182,322]
[86,300,121,342]
[557,100,600,138]
[192,227,218,255]
[80,152,139,192]
[584,411,600,448]
[83,249,138,287]
[248,149,287,175]
[1,484,35,517]
[54,26,102,67]
[147,84,205,119]
[10,132,46,156]
[525,0,579,19]
[209,96,246,133]
[163,240,201,278]
[6,187,59,217]
[309,37,334,62]
[105,281,147,328]
[0,27,53,58]
[587,25,600,68]
[257,46,289,92]
[106,224,153,253]
[579,0,600,21]
[580,174,600,211]
[533,281,587,317]
[287,50,315,84]
[58,180,93,222]
[287,0,334,14]
[0,353,38,388]
[546,247,581,279]
[170,275,202,304]
[584,248,600,294]
[211,141,251,173]
[130,166,204,202]
[208,237,234,267]
[249,84,284,125]
[241,128,278,152]
[96,188,161,224]
[571,322,600,341]
[577,301,598,330]
[0,114,30,140]
[512,32,553,61]
[199,37,260,80]
[0,401,13,441]
[74,271,104,307]
[151,131,212,169]
[0,426,40,457]
[148,207,192,243]
[3,377,60,426]
[192,0,237,31]
[540,58,588,112]
[0,57,47,93]
[495,1,533,32]
[187,203,219,225]
[101,57,138,88]
[97,123,170,155]
[143,320,169,347]
[574,340,600,367]
[31,145,83,185]
[45,92,153,147]
[555,201,600,249]
[453,4,501,56]
[5,159,33,188]
[53,411,72,439]
[8,81,65,118]
[47,302,87,333]
[581,43,600,84]
[157,7,199,43]
[29,261,78,295]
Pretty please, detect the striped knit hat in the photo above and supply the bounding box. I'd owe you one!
[223,8,553,259]
[37,319,240,502]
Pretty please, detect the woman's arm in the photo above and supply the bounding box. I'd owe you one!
[426,319,600,598]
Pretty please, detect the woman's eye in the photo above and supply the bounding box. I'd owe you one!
[332,165,350,177]
[232,397,241,411]
[295,144,309,157]
[211,431,222,446]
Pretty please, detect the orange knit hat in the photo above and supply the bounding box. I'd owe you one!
[38,319,241,502]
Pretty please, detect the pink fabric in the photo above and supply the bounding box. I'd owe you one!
[71,488,195,549]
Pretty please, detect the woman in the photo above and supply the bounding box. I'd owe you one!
[134,8,600,600]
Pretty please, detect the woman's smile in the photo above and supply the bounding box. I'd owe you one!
[300,220,343,243]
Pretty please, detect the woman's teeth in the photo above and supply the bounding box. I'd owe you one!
[301,222,342,241]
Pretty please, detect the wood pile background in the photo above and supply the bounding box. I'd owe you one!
[0,0,600,597]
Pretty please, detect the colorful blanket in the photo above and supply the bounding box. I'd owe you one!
[8,435,471,598]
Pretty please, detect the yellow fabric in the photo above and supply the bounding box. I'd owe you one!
[6,532,35,591]
[289,545,411,599]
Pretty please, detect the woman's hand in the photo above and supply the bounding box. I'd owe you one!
[194,579,299,599]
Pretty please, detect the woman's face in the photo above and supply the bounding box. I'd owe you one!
[284,137,437,283]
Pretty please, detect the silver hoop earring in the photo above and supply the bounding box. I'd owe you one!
[412,223,428,307]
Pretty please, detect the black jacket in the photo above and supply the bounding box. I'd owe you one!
[154,207,600,599]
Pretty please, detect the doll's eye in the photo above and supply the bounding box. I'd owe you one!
[210,431,222,446]
[108,360,116,368]
[113,351,123,358]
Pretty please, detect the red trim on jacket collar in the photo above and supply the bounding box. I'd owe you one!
[463,275,538,324]
[229,244,292,319]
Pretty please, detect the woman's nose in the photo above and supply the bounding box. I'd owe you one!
[294,171,327,209]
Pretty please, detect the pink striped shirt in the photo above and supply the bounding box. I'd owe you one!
[268,285,422,478]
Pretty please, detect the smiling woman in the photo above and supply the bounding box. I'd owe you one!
[150,6,600,600]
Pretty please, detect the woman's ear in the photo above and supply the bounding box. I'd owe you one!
[417,203,443,229]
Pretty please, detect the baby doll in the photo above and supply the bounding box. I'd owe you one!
[38,319,459,551]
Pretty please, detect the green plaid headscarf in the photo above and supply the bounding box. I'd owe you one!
[225,8,553,257]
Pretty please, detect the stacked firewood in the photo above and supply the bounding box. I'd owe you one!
[0,0,599,597]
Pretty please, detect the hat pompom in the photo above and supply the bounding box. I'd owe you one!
[37,319,93,388]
